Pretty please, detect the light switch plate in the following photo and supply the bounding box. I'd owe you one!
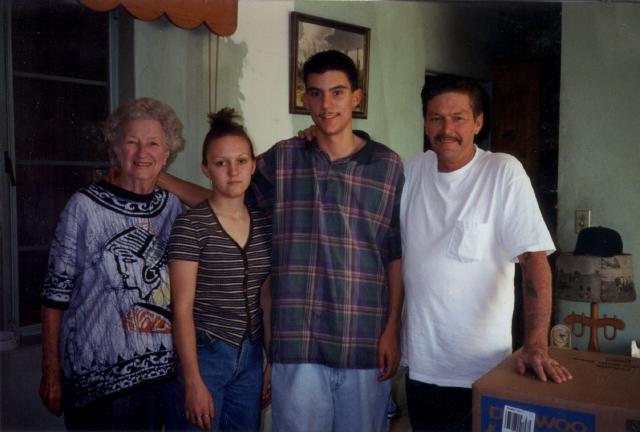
[575,209,591,233]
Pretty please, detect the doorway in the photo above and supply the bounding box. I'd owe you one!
[1,1,132,337]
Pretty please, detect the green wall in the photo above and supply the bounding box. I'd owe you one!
[133,1,497,185]
[134,17,212,186]
[557,3,640,354]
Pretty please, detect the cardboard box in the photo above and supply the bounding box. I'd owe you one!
[472,347,640,432]
[555,253,636,303]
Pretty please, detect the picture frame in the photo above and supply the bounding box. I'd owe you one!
[289,12,370,119]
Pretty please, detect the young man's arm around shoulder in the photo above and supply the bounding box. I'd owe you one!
[157,172,209,207]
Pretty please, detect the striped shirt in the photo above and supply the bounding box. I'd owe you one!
[251,132,404,369]
[167,201,271,347]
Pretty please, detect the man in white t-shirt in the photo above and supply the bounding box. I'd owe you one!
[400,74,572,431]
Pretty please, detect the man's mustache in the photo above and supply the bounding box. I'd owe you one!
[435,133,462,145]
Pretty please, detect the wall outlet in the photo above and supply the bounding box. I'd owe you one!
[575,209,591,233]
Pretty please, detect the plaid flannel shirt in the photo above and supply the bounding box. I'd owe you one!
[252,132,404,369]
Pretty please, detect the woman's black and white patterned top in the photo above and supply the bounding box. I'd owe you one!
[41,180,183,407]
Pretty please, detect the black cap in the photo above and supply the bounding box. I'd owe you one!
[574,226,623,257]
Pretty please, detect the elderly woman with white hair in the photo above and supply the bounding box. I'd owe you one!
[39,97,185,431]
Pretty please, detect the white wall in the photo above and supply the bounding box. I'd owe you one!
[557,3,640,354]
[219,1,294,156]
[132,1,296,184]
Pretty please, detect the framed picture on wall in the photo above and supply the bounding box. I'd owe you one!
[290,12,370,118]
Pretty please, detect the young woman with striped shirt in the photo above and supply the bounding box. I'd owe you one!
[167,108,271,431]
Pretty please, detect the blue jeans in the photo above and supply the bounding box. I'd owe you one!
[169,333,263,431]
[271,363,392,432]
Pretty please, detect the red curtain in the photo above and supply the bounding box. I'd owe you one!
[80,0,238,36]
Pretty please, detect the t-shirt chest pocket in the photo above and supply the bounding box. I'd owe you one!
[446,220,491,263]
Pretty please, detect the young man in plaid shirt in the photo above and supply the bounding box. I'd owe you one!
[252,50,404,432]
[156,50,404,431]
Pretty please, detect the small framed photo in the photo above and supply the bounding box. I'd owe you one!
[289,12,371,119]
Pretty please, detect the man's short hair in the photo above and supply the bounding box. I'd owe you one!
[421,74,484,118]
[303,50,359,90]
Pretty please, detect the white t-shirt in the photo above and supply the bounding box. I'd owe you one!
[400,147,555,388]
